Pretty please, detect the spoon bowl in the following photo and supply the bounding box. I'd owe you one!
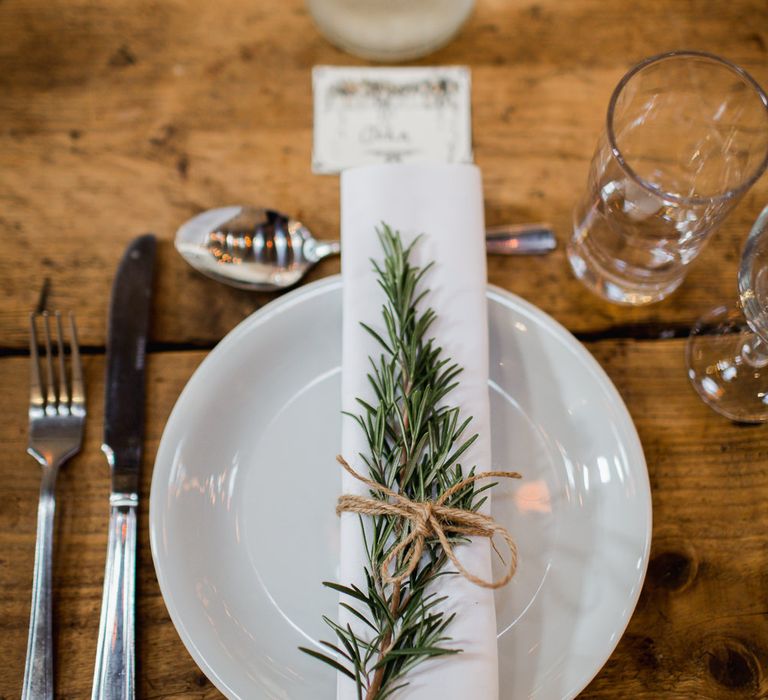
[175,206,340,291]
[176,205,555,291]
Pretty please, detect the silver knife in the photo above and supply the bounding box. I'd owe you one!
[92,234,156,700]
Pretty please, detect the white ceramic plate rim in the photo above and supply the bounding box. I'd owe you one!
[150,275,652,700]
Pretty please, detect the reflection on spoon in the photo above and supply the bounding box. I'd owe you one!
[175,205,557,292]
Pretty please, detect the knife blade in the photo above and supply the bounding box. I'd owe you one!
[102,233,155,489]
[92,234,156,700]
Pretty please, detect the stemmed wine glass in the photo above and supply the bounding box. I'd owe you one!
[687,204,768,422]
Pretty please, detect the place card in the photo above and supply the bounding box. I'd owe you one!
[312,66,473,174]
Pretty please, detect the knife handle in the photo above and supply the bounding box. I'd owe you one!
[92,502,137,700]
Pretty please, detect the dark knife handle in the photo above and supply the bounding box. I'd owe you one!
[92,502,137,700]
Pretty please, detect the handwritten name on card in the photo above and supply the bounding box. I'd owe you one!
[312,66,473,174]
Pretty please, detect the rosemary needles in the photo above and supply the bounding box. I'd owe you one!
[301,225,500,699]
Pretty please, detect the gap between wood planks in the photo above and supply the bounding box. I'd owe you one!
[0,322,694,358]
[0,341,215,358]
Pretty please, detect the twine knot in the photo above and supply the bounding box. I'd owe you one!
[335,455,521,590]
[412,502,434,537]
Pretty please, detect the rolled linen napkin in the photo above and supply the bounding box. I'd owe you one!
[339,163,498,699]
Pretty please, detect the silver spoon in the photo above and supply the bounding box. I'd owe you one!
[175,205,557,291]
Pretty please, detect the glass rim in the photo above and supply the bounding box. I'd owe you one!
[606,50,768,207]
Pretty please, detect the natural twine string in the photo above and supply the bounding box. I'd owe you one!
[335,455,522,590]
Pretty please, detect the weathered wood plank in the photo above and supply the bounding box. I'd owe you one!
[0,341,766,698]
[1,0,767,348]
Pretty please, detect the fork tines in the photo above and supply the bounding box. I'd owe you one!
[29,312,85,418]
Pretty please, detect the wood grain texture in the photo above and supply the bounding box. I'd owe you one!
[2,0,768,698]
[1,0,767,348]
[1,344,767,699]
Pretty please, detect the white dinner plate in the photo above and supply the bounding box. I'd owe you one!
[150,276,651,700]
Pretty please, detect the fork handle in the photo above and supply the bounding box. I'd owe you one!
[22,467,57,700]
[92,503,137,700]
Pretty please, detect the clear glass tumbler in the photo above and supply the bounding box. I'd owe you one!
[568,51,768,305]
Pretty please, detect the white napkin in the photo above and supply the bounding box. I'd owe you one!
[339,163,497,700]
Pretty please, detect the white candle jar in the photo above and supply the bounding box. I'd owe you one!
[306,0,475,61]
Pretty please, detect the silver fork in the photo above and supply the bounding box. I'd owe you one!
[22,312,86,700]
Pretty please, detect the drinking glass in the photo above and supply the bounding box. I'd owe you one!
[305,0,474,62]
[687,204,768,422]
[568,51,768,305]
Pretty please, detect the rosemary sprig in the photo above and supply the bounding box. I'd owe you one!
[301,225,491,699]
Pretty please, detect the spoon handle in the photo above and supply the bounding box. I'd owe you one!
[316,224,556,261]
[484,224,557,255]
[310,239,342,261]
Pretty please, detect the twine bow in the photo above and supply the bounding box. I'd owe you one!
[335,455,522,590]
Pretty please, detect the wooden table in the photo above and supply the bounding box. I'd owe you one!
[2,1,768,697]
